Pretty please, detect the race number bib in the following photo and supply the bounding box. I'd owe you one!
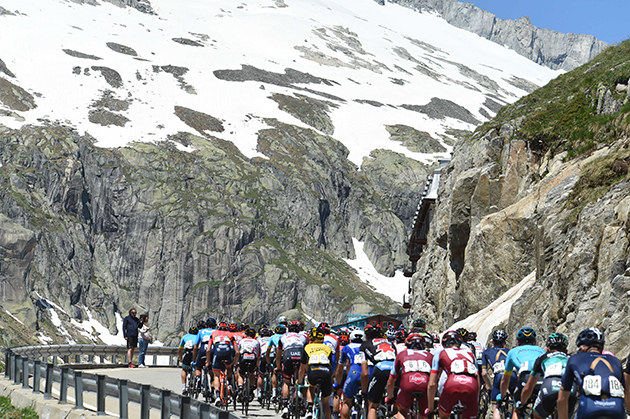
[609,376,624,398]
[518,361,530,374]
[309,354,330,365]
[583,375,602,396]
[403,360,431,373]
[374,350,396,362]
[492,361,505,374]
[354,353,366,364]
[544,362,563,378]
[451,359,477,375]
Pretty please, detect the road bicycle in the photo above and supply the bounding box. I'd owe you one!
[478,386,489,419]
[241,366,254,416]
[217,362,233,410]
[407,391,425,419]
[497,393,514,419]
[261,368,274,409]
[351,390,366,419]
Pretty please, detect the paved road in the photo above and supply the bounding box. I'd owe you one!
[90,367,283,419]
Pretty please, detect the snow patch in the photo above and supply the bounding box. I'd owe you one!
[344,238,408,304]
[447,270,536,346]
[4,310,24,325]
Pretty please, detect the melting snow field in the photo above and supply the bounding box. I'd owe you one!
[345,238,409,304]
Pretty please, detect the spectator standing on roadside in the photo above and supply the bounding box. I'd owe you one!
[138,314,152,368]
[123,308,141,368]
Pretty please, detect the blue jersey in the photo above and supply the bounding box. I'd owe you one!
[267,334,283,356]
[482,347,509,376]
[195,328,216,347]
[561,352,625,419]
[504,345,545,376]
[340,343,363,367]
[179,333,197,351]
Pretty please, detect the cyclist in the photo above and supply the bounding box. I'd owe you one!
[179,325,200,394]
[235,327,260,403]
[558,328,625,419]
[207,321,238,405]
[520,333,575,419]
[467,331,485,367]
[257,326,274,403]
[300,327,334,419]
[481,329,516,419]
[338,331,350,348]
[277,320,308,418]
[336,329,366,419]
[393,329,407,353]
[192,320,213,390]
[320,322,342,416]
[229,323,243,342]
[499,327,545,419]
[427,330,480,419]
[267,323,287,402]
[387,332,434,419]
[360,322,397,419]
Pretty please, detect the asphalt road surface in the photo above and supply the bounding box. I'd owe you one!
[90,367,283,419]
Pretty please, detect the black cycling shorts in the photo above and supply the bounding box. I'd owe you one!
[366,366,390,404]
[239,359,257,375]
[182,350,194,368]
[307,368,333,398]
[514,371,540,404]
[533,378,576,418]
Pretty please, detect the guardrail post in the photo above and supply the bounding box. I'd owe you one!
[141,384,151,419]
[59,367,68,403]
[152,355,157,366]
[118,379,129,419]
[52,356,58,367]
[180,395,191,419]
[12,356,19,384]
[75,355,80,364]
[6,352,13,381]
[74,370,84,409]
[97,375,106,415]
[199,401,210,419]
[160,389,171,419]
[4,351,9,378]
[44,363,53,400]
[22,359,29,389]
[33,360,41,393]
[218,409,229,419]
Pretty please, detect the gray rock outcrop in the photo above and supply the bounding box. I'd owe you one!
[382,0,608,71]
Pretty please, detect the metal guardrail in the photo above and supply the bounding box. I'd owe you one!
[4,345,240,419]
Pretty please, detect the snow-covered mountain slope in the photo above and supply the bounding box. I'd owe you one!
[0,0,560,166]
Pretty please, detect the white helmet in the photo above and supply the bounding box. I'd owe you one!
[350,329,365,343]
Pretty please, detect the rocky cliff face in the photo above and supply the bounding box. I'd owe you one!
[0,120,420,344]
[410,40,630,358]
[382,0,609,71]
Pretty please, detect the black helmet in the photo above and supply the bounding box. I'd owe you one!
[197,320,206,330]
[274,324,287,335]
[364,322,381,339]
[492,329,508,343]
[456,328,469,341]
[206,318,217,329]
[412,318,426,330]
[516,327,536,344]
[189,326,199,335]
[546,333,568,351]
[245,328,257,338]
[576,328,605,349]
[442,330,462,347]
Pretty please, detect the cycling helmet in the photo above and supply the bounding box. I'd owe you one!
[576,327,605,349]
[319,322,331,334]
[442,330,462,347]
[259,327,272,337]
[412,318,426,330]
[206,318,217,329]
[218,322,229,331]
[288,321,301,333]
[197,320,206,330]
[240,323,250,331]
[516,327,536,344]
[394,330,407,343]
[364,322,381,339]
[546,333,568,351]
[492,329,508,343]
[339,334,350,346]
[385,329,396,341]
[456,328,469,341]
[350,329,365,343]
[309,327,325,342]
[432,333,440,344]
[405,333,426,350]
[274,324,287,335]
[297,320,305,331]
[189,326,199,335]
[468,331,477,342]
[228,323,238,332]
[245,328,257,338]
[278,316,288,325]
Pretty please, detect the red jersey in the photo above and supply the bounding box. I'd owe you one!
[391,348,433,379]
[434,347,478,376]
[211,330,236,348]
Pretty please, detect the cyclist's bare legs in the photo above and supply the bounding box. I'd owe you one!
[340,397,353,419]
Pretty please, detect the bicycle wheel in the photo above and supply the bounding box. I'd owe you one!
[243,374,250,416]
[204,369,212,404]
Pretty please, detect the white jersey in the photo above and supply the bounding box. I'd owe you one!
[239,337,261,361]
[258,336,271,354]
[279,332,308,351]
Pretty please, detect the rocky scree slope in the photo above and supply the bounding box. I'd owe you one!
[410,39,630,358]
[381,0,609,71]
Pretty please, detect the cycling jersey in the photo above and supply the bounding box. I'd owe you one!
[361,338,396,404]
[390,348,433,411]
[469,340,485,364]
[434,347,479,419]
[194,328,216,366]
[279,332,308,379]
[530,352,574,418]
[210,330,236,371]
[179,333,197,367]
[239,337,261,361]
[504,345,545,376]
[323,333,340,369]
[561,352,625,419]
[340,342,366,398]
[302,343,334,398]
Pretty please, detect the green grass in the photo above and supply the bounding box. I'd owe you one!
[0,396,38,419]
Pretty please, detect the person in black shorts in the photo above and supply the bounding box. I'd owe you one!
[123,308,140,368]
[300,327,334,419]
